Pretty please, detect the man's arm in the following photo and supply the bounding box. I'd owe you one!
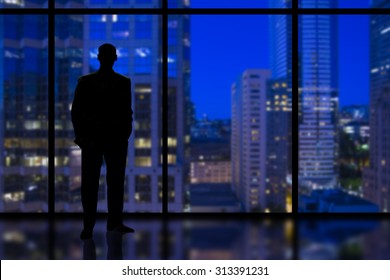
[125,78,133,139]
[71,77,85,147]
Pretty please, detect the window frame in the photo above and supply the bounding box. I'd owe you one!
[0,1,388,218]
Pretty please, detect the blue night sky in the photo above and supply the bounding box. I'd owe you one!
[191,14,268,119]
[190,0,371,119]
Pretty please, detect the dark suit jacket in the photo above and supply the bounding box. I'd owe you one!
[71,70,133,147]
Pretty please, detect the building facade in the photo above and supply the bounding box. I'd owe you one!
[231,69,271,212]
[0,13,49,211]
[268,1,292,212]
[266,80,291,212]
[298,0,339,191]
[363,1,390,212]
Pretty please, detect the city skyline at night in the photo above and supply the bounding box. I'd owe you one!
[190,0,371,120]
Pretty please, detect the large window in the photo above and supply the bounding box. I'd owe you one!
[54,14,162,213]
[0,15,48,212]
[298,0,389,213]
[1,0,389,216]
[170,14,292,213]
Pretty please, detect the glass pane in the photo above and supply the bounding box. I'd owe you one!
[55,0,161,8]
[363,14,390,212]
[169,0,291,8]
[169,15,292,213]
[298,14,385,213]
[55,14,162,213]
[0,15,48,212]
[0,0,47,8]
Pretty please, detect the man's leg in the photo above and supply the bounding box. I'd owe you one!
[104,141,128,230]
[81,143,103,236]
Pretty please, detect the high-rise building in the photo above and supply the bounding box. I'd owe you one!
[269,0,292,87]
[268,1,292,212]
[363,1,390,212]
[298,0,339,191]
[266,80,291,212]
[0,13,49,212]
[167,11,191,212]
[55,12,84,211]
[231,69,271,212]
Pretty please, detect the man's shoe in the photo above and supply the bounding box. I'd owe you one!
[107,224,135,233]
[80,228,93,240]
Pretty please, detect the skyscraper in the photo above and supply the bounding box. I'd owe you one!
[231,69,271,212]
[268,1,292,211]
[298,0,339,191]
[0,13,49,211]
[269,0,292,86]
[363,0,390,212]
[266,79,291,211]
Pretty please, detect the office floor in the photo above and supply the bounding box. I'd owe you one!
[0,216,389,260]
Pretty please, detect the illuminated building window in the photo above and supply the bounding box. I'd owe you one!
[168,137,177,147]
[135,138,152,148]
[135,175,151,203]
[24,121,42,130]
[3,191,25,202]
[135,157,152,167]
[168,154,176,164]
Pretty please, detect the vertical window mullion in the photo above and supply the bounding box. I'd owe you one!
[162,1,168,214]
[292,1,299,260]
[48,2,55,216]
[292,1,299,215]
[48,1,55,260]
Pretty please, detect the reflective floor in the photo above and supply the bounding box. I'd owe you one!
[299,218,390,259]
[0,217,389,259]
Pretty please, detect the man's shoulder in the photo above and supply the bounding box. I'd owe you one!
[78,72,99,83]
[113,72,131,83]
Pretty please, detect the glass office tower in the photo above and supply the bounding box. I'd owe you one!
[0,14,48,212]
[363,0,390,212]
[298,0,339,191]
[268,0,292,212]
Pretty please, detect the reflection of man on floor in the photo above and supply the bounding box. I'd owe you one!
[71,43,134,240]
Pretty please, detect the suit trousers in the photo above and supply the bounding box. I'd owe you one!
[81,140,128,230]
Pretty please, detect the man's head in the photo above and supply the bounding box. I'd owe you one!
[98,43,117,70]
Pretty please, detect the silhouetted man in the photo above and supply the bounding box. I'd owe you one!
[71,43,134,240]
